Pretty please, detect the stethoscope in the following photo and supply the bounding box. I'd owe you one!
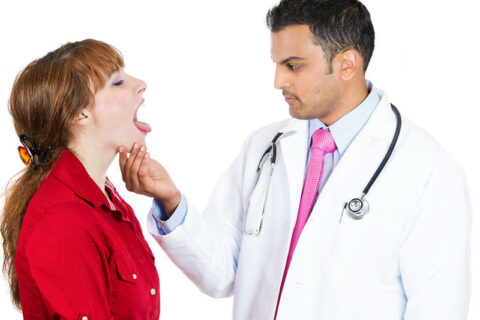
[340,104,401,220]
[247,104,401,234]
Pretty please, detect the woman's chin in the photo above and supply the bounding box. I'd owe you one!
[125,135,147,149]
[136,133,147,144]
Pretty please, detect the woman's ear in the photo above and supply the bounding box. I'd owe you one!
[72,110,91,126]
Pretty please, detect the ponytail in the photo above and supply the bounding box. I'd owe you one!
[1,151,59,308]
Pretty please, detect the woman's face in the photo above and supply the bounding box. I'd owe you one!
[86,69,151,151]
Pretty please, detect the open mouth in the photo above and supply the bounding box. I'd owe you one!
[134,99,152,135]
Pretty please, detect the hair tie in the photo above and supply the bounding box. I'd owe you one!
[18,134,43,169]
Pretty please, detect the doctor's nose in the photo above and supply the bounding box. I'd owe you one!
[274,67,289,90]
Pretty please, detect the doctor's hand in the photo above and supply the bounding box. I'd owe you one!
[118,142,181,216]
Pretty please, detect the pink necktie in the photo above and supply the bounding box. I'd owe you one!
[274,128,336,319]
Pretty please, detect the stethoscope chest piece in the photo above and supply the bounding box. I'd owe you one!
[345,196,369,220]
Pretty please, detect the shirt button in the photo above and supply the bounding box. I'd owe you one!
[150,288,156,295]
[133,273,137,280]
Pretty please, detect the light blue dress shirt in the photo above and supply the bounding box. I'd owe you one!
[152,81,380,234]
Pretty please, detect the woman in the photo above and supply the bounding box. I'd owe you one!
[1,39,160,319]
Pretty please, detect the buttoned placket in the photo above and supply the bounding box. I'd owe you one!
[27,149,160,318]
[104,180,159,313]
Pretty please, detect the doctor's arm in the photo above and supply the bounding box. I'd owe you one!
[398,159,471,319]
[119,142,247,298]
[145,195,188,235]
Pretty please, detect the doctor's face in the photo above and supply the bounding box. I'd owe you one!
[271,25,341,123]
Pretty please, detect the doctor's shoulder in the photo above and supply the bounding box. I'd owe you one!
[399,117,468,181]
[234,118,293,170]
[394,117,471,225]
[239,118,294,154]
[230,118,294,191]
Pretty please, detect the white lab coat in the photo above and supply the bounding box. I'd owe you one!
[148,89,471,319]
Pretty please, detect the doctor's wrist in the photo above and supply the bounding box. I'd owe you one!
[157,191,181,218]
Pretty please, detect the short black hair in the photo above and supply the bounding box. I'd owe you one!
[266,0,375,72]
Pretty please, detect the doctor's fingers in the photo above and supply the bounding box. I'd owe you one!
[118,147,134,188]
[124,143,146,191]
[137,155,150,183]
[137,156,156,195]
[118,147,128,177]
[128,148,148,192]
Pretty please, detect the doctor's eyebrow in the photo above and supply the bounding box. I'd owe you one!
[274,57,306,65]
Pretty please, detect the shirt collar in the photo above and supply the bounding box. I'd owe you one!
[308,80,380,155]
[51,149,116,210]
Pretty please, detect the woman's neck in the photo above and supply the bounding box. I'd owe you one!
[67,140,116,197]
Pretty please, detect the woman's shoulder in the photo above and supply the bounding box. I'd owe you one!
[28,173,90,216]
[22,173,101,239]
[18,181,108,259]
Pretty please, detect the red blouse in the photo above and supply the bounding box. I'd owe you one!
[15,149,160,319]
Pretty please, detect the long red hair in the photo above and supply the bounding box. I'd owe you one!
[1,39,124,309]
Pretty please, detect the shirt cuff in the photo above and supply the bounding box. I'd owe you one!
[151,194,188,235]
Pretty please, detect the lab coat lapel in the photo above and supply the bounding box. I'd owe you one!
[273,93,397,248]
[310,94,398,223]
[278,94,400,319]
[277,119,309,236]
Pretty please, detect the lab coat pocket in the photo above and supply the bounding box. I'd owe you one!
[244,159,273,235]
[332,214,399,287]
[115,255,139,285]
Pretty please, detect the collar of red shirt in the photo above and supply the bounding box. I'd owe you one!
[51,148,127,219]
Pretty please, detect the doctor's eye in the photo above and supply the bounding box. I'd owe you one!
[112,80,124,86]
[286,63,301,71]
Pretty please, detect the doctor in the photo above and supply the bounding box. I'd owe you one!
[119,0,471,319]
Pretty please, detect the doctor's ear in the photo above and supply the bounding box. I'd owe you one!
[334,49,362,81]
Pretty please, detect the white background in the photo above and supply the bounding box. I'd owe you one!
[0,0,478,319]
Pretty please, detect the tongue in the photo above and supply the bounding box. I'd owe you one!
[134,120,152,133]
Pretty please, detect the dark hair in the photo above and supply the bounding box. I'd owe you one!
[1,39,124,309]
[266,0,375,72]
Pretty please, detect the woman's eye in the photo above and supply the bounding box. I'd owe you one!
[113,80,124,86]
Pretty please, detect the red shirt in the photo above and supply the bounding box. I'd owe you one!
[15,149,160,320]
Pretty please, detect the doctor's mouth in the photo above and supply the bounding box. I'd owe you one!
[282,90,300,105]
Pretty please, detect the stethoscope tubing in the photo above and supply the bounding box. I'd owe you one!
[362,104,401,195]
[249,103,402,233]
